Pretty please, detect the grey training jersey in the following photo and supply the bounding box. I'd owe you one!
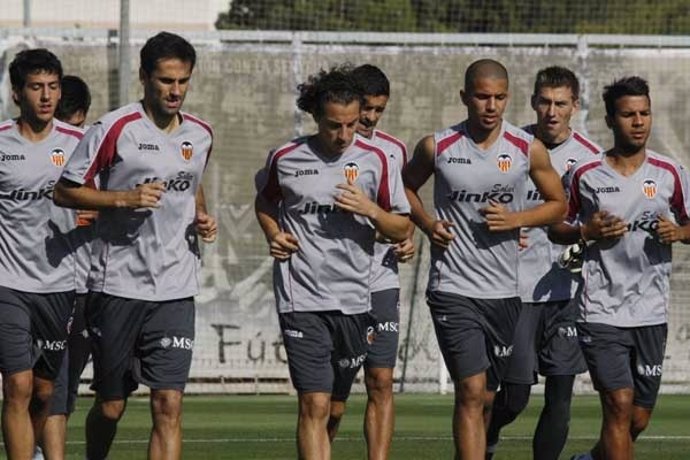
[0,119,83,293]
[566,151,690,327]
[369,130,408,292]
[429,120,531,299]
[519,127,600,302]
[259,136,410,315]
[60,102,213,302]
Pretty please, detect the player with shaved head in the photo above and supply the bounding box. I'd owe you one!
[403,58,567,459]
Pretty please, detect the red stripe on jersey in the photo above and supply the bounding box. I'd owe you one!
[183,113,214,164]
[84,112,142,182]
[374,130,408,165]
[567,160,602,222]
[648,157,689,222]
[261,141,303,202]
[56,125,84,140]
[573,132,600,154]
[0,122,13,133]
[356,139,391,211]
[503,131,529,156]
[436,131,463,156]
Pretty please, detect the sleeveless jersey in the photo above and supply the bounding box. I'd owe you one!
[429,120,531,299]
[259,136,410,315]
[566,151,690,327]
[519,127,601,302]
[368,130,408,292]
[0,119,83,293]
[60,102,213,302]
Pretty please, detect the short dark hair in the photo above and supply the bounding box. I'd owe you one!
[297,64,363,118]
[464,59,508,91]
[55,75,91,121]
[140,31,196,76]
[9,48,63,91]
[602,76,650,117]
[352,64,389,97]
[533,66,580,100]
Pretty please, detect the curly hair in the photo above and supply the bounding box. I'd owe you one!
[603,76,650,117]
[297,64,363,118]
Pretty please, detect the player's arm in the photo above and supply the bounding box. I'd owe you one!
[334,180,409,243]
[402,135,455,248]
[549,211,628,245]
[655,216,690,244]
[54,178,165,210]
[254,192,298,260]
[483,139,567,231]
[195,185,217,243]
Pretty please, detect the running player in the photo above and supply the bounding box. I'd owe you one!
[550,76,690,460]
[327,64,414,460]
[255,65,410,460]
[402,59,567,459]
[37,74,94,460]
[486,66,600,460]
[53,32,217,460]
[0,48,83,459]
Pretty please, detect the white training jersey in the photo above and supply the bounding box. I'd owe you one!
[565,151,690,327]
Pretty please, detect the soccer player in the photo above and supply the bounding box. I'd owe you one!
[53,32,217,460]
[327,64,414,460]
[550,77,690,460]
[55,75,91,128]
[0,48,83,459]
[255,65,410,460]
[37,74,94,460]
[402,59,567,459]
[486,66,600,460]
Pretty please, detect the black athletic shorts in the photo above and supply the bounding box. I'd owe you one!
[366,288,400,369]
[50,293,91,415]
[577,321,667,409]
[0,286,73,380]
[504,300,586,384]
[86,292,195,400]
[427,290,521,391]
[280,310,375,401]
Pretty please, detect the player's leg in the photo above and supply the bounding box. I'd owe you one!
[363,288,399,460]
[2,369,35,459]
[486,302,540,457]
[533,374,575,460]
[327,399,346,442]
[137,298,195,460]
[453,372,488,459]
[280,311,336,459]
[577,322,635,460]
[85,292,144,459]
[533,299,586,460]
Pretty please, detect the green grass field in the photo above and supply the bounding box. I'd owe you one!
[16,393,690,459]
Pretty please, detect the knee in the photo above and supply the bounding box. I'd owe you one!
[630,417,649,439]
[329,400,346,422]
[454,376,485,409]
[99,399,127,422]
[503,383,531,416]
[299,393,330,421]
[32,379,55,405]
[3,372,33,403]
[602,390,634,421]
[365,369,393,401]
[151,390,183,423]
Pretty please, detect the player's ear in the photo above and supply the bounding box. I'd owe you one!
[139,67,148,85]
[459,89,467,106]
[605,114,613,129]
[530,94,538,110]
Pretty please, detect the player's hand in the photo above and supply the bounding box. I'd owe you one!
[76,209,98,226]
[481,200,519,231]
[581,210,627,241]
[334,179,378,219]
[269,231,299,260]
[196,211,218,243]
[128,182,166,208]
[656,215,686,244]
[425,220,455,248]
[394,237,415,263]
[518,229,529,250]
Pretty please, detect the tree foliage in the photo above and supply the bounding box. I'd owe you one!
[216,0,690,34]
